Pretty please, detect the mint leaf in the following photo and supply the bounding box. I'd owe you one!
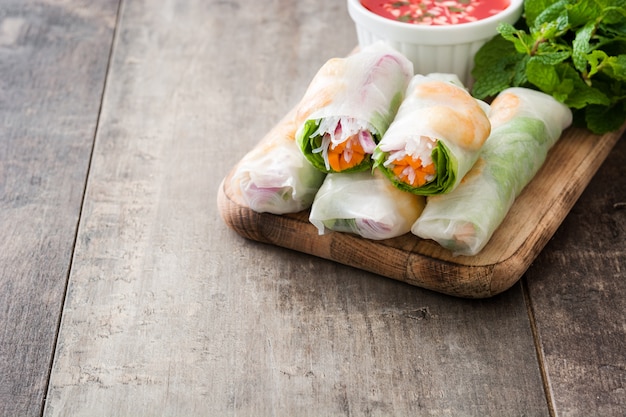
[471,35,525,99]
[585,101,626,134]
[532,0,569,30]
[587,50,609,78]
[601,2,626,25]
[471,0,626,134]
[567,0,604,28]
[573,20,596,73]
[533,48,571,65]
[526,58,563,95]
[563,76,611,109]
[499,23,535,54]
[524,0,561,26]
[603,54,626,80]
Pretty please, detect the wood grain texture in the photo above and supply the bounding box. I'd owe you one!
[43,0,549,415]
[0,1,118,415]
[219,117,625,297]
[525,135,626,417]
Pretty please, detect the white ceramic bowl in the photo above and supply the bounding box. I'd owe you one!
[347,0,523,86]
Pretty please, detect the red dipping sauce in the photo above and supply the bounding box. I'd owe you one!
[361,0,510,26]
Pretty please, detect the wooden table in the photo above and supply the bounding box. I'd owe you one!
[1,0,624,416]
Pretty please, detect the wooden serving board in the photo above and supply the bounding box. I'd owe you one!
[218,117,625,298]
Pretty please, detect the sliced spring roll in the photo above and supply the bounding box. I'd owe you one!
[296,42,413,174]
[373,74,491,195]
[411,87,573,256]
[309,170,425,240]
[230,116,325,214]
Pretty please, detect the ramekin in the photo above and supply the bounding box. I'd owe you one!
[347,0,524,86]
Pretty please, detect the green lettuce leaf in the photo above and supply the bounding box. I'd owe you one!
[296,119,378,174]
[372,141,459,196]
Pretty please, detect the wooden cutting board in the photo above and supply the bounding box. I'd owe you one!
[218,115,625,298]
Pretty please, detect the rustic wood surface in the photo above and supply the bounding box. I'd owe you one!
[0,1,118,416]
[525,135,626,416]
[0,0,624,416]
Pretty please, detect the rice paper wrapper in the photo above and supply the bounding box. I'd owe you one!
[374,73,491,195]
[412,87,573,256]
[296,42,413,173]
[309,170,425,240]
[230,118,325,214]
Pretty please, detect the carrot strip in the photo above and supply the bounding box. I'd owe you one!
[327,135,366,172]
[391,154,435,187]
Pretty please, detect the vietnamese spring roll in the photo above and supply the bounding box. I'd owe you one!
[230,115,325,214]
[373,73,491,195]
[295,42,413,174]
[411,87,573,256]
[309,170,425,240]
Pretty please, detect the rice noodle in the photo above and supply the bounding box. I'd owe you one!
[310,116,378,171]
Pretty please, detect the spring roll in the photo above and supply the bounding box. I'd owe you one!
[309,170,425,240]
[411,87,573,256]
[230,116,325,214]
[296,42,413,174]
[373,73,491,195]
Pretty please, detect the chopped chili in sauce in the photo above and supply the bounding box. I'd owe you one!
[361,0,510,25]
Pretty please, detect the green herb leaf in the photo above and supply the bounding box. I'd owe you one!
[498,23,535,54]
[471,35,525,99]
[601,1,626,25]
[525,59,563,95]
[530,0,569,29]
[524,0,560,26]
[471,0,626,134]
[602,54,626,80]
[567,0,604,27]
[585,101,626,134]
[558,64,610,109]
[572,20,596,73]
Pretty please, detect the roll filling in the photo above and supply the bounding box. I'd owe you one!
[373,73,490,195]
[296,42,414,174]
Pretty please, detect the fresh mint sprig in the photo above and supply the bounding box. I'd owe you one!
[471,0,626,134]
